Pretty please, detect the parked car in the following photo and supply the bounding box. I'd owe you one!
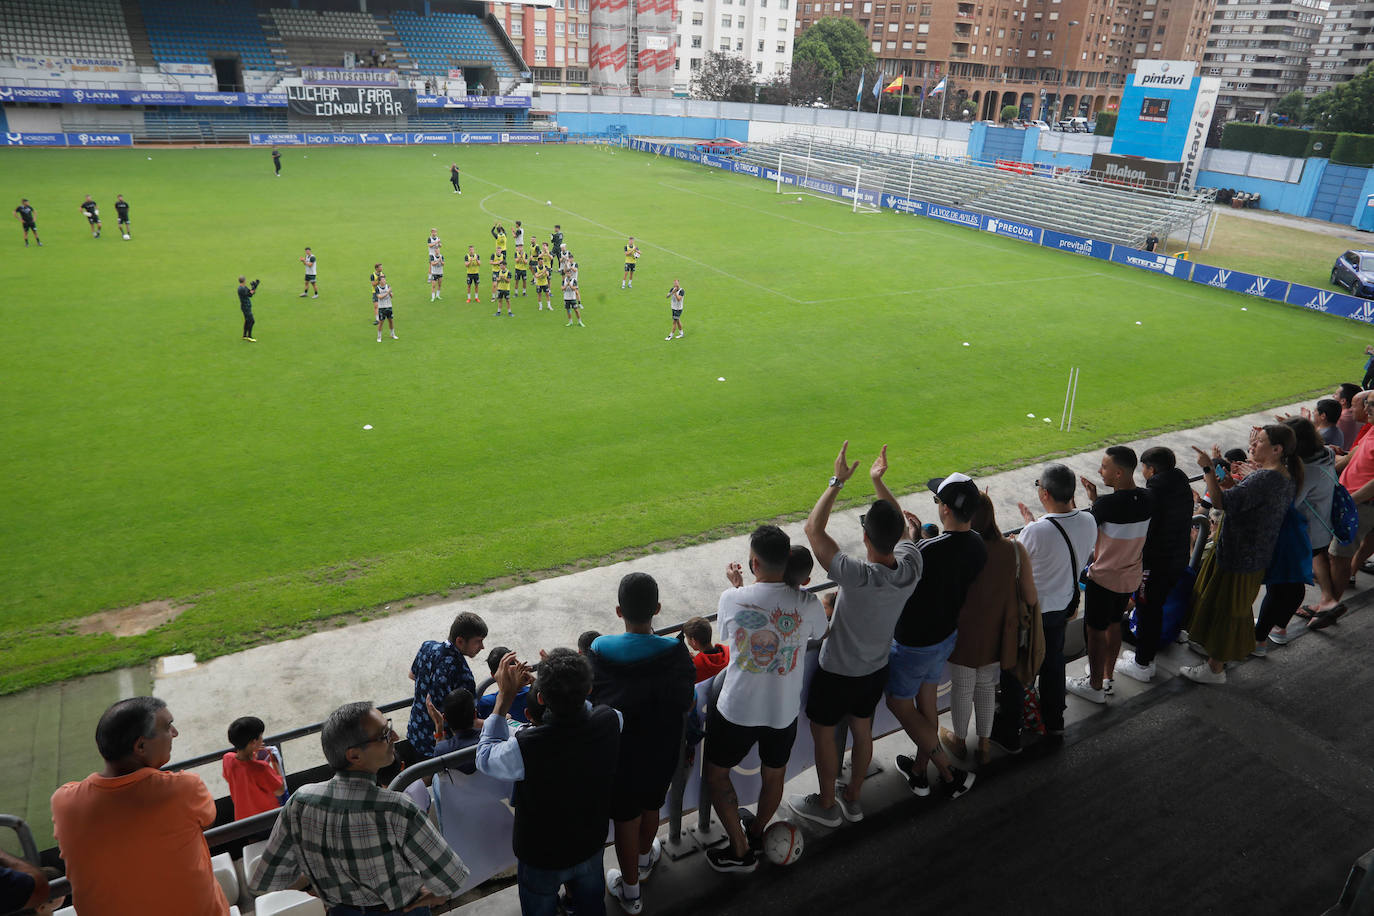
[1331,249,1374,299]
[1057,116,1090,132]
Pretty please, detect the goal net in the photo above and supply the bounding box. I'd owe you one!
[773,151,881,214]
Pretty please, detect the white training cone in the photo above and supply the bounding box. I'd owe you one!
[363,424,373,430]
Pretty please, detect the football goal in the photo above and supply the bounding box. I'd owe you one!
[773,151,881,214]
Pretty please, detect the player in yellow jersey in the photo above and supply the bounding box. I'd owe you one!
[512,245,530,297]
[490,250,505,302]
[534,259,552,311]
[464,246,481,302]
[495,264,513,316]
[491,222,507,257]
[621,236,641,289]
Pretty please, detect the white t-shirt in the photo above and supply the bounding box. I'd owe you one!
[716,581,827,728]
[376,284,393,308]
[1018,510,1098,612]
[430,256,443,276]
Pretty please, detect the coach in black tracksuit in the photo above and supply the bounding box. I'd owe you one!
[237,275,257,340]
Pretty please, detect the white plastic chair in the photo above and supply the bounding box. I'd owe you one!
[255,889,327,916]
[211,851,239,905]
[241,838,270,888]
[54,908,77,916]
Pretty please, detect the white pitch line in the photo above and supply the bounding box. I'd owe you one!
[466,172,801,303]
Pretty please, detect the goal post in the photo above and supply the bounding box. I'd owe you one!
[774,150,881,213]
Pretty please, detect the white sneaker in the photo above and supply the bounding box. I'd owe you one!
[666,334,673,340]
[1116,652,1156,682]
[391,333,398,339]
[605,869,642,915]
[1268,620,1307,645]
[1066,675,1107,704]
[833,786,863,823]
[1181,663,1226,684]
[676,331,683,338]
[311,293,318,299]
[638,837,662,881]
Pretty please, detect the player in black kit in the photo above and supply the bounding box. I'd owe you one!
[272,148,281,177]
[238,275,259,341]
[80,196,101,238]
[115,195,131,240]
[13,199,40,247]
[450,162,461,194]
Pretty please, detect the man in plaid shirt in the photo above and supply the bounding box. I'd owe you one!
[249,702,469,915]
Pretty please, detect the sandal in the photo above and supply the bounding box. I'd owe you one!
[1295,606,1321,621]
[1308,604,1346,630]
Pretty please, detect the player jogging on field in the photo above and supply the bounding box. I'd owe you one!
[80,196,101,239]
[114,195,131,239]
[450,162,461,194]
[666,280,685,340]
[563,271,583,327]
[299,247,319,298]
[534,258,552,311]
[370,262,384,325]
[14,198,40,247]
[376,277,398,341]
[430,253,445,301]
[512,245,529,297]
[464,246,481,302]
[622,237,640,289]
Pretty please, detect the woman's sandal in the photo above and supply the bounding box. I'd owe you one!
[1309,603,1347,630]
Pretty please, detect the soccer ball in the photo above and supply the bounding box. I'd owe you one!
[762,821,803,866]
[546,200,552,206]
[122,233,130,240]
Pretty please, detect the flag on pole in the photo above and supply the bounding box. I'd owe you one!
[930,77,947,96]
[872,74,882,102]
[856,70,865,104]
[883,75,904,93]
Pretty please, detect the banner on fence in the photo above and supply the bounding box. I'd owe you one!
[880,193,927,215]
[1040,228,1114,261]
[286,85,417,117]
[983,215,1042,244]
[1189,263,1289,301]
[1109,246,1192,279]
[159,62,214,77]
[65,132,132,147]
[15,55,125,73]
[3,132,66,146]
[416,94,532,109]
[1284,283,1374,323]
[302,66,399,87]
[927,204,984,229]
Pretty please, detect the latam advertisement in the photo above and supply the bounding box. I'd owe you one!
[65,132,132,147]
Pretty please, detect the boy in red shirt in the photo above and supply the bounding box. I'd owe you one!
[222,716,284,820]
[682,617,729,683]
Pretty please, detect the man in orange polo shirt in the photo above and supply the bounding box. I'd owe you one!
[51,697,228,916]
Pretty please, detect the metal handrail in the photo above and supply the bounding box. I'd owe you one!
[0,815,40,866]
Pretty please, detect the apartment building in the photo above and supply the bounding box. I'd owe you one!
[672,0,799,93]
[1305,0,1374,97]
[489,0,592,88]
[1202,0,1328,119]
[790,0,1211,122]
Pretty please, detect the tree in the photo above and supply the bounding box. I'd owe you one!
[1274,90,1308,125]
[793,17,875,84]
[1306,63,1374,133]
[692,51,756,102]
[1001,103,1019,123]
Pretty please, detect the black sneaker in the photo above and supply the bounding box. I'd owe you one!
[706,846,758,873]
[737,808,763,853]
[894,754,930,797]
[943,767,976,799]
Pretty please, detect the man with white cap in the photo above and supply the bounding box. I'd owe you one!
[885,472,986,799]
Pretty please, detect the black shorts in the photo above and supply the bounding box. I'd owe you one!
[377,307,394,320]
[21,222,35,231]
[467,273,479,282]
[498,289,510,300]
[1084,578,1132,631]
[430,274,442,282]
[537,285,550,294]
[804,665,890,726]
[564,298,578,308]
[671,308,683,320]
[118,216,129,225]
[491,272,500,282]
[609,756,676,822]
[305,274,316,283]
[704,705,797,770]
[514,269,527,280]
[624,262,636,273]
[87,214,100,223]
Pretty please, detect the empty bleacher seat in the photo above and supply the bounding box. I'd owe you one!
[256,889,326,916]
[139,0,274,70]
[0,0,135,61]
[211,851,239,907]
[390,9,519,82]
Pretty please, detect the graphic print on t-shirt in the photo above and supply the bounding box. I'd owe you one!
[730,604,806,676]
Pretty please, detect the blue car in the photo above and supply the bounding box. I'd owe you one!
[1331,249,1374,299]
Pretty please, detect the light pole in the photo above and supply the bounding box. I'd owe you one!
[1054,20,1079,125]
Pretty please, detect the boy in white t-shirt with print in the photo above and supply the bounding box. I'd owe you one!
[704,524,827,874]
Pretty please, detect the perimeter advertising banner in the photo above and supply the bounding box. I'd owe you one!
[3,132,66,146]
[1285,283,1374,323]
[1040,228,1114,261]
[1190,263,1289,300]
[286,85,417,117]
[301,66,399,87]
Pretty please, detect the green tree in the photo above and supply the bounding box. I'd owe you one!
[1307,64,1374,133]
[1001,103,1019,123]
[692,51,756,102]
[793,17,875,84]
[1274,90,1308,124]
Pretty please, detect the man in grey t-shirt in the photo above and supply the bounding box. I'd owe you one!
[787,442,921,828]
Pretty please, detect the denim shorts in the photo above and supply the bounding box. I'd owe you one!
[886,631,958,699]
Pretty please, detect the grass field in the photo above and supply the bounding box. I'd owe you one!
[0,143,1365,694]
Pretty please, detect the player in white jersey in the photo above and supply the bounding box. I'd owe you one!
[512,220,524,251]
[375,279,398,341]
[562,272,584,327]
[665,280,684,340]
[430,253,445,301]
[299,247,318,298]
[427,229,441,261]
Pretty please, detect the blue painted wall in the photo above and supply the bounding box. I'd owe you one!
[1033,149,1094,170]
[1112,76,1202,161]
[1196,158,1327,220]
[968,122,1038,163]
[555,112,748,140]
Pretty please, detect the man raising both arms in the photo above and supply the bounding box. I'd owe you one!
[299,247,318,298]
[450,162,461,194]
[115,194,131,240]
[464,246,482,303]
[80,195,101,239]
[14,198,40,247]
[622,237,641,289]
[238,275,259,342]
[666,280,685,340]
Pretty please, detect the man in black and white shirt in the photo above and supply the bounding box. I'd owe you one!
[299,247,318,298]
[80,195,101,238]
[13,198,40,247]
[375,278,397,342]
[114,194,131,240]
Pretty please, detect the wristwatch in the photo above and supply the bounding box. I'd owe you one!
[828,476,844,489]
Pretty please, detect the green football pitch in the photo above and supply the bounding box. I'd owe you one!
[0,143,1360,693]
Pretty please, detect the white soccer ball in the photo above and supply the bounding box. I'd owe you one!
[122,233,130,240]
[546,200,552,206]
[763,821,803,866]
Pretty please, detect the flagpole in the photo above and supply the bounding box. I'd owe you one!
[915,68,928,151]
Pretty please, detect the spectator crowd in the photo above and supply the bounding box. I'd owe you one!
[7,380,1372,916]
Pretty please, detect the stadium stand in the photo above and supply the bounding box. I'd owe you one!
[390,9,519,87]
[268,7,387,69]
[138,0,274,71]
[0,0,134,61]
